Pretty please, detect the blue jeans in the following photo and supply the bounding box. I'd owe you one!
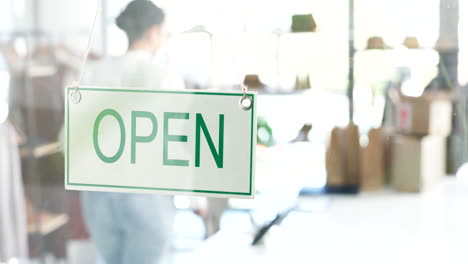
[81,192,175,264]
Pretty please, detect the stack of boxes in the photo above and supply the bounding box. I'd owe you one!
[390,92,452,192]
[326,124,385,192]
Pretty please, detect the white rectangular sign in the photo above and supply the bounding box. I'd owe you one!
[65,87,257,198]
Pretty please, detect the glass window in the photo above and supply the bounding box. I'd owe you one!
[1,0,467,263]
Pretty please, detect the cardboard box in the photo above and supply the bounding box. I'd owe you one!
[396,93,452,136]
[360,128,385,191]
[326,124,360,187]
[382,133,395,184]
[345,124,361,186]
[326,127,346,186]
[391,135,446,192]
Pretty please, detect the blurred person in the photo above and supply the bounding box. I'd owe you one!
[202,198,228,238]
[80,1,184,263]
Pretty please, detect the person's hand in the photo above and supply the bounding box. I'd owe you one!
[193,208,207,218]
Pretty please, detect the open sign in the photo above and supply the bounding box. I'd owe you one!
[65,87,257,198]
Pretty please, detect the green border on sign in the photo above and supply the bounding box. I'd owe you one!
[66,87,255,196]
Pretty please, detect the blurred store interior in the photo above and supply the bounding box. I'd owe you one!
[1,0,468,263]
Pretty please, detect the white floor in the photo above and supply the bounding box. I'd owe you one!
[190,178,468,264]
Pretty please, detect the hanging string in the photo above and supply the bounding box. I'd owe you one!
[70,1,252,110]
[70,0,100,103]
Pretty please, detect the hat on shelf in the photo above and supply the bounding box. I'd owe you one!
[291,14,317,32]
[366,36,386,50]
[243,74,265,90]
[435,36,457,51]
[403,37,420,49]
[294,73,311,90]
[184,25,212,36]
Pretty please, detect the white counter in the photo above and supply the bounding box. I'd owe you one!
[190,178,468,264]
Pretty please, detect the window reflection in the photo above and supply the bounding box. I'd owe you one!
[0,0,467,263]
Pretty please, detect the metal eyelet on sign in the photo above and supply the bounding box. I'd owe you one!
[239,96,252,110]
[69,89,82,104]
[239,83,252,110]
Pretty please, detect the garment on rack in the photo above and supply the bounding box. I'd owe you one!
[0,122,28,262]
[1,42,83,143]
[8,70,66,142]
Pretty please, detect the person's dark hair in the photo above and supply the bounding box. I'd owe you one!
[116,0,165,45]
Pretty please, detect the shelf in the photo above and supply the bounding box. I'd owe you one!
[27,212,69,235]
[20,141,61,158]
[257,90,308,96]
